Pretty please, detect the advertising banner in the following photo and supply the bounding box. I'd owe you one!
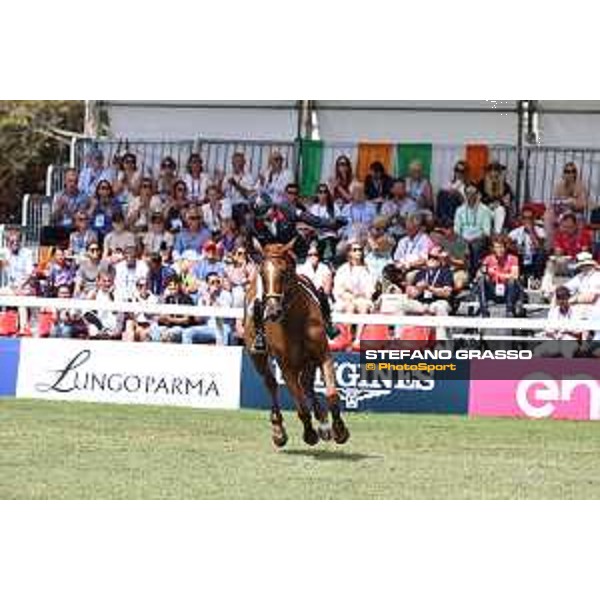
[469,359,600,421]
[17,338,242,410]
[241,351,470,414]
[0,338,20,397]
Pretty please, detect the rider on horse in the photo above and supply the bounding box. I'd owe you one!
[247,192,346,353]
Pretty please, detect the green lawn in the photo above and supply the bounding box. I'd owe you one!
[1,398,599,499]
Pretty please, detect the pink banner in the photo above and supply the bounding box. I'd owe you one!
[469,359,600,421]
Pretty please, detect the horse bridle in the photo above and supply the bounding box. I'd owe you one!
[261,257,295,309]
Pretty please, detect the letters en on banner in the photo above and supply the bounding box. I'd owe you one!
[0,338,20,398]
[17,338,242,410]
[241,351,470,414]
[469,359,600,421]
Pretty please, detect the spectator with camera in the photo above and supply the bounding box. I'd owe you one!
[142,210,174,256]
[126,177,162,234]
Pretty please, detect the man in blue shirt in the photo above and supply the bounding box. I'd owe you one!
[78,149,113,197]
[173,206,211,260]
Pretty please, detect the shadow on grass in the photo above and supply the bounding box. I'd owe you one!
[281,448,382,462]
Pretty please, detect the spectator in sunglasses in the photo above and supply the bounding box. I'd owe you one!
[157,156,178,199]
[78,148,112,197]
[333,242,375,315]
[88,180,120,240]
[164,179,189,234]
[115,152,142,201]
[310,184,342,263]
[330,155,358,204]
[69,211,98,259]
[173,207,211,260]
[364,161,394,201]
[224,246,255,307]
[74,241,104,297]
[127,177,163,234]
[258,151,294,205]
[183,153,211,203]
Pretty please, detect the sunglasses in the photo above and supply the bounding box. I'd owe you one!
[308,252,319,257]
[236,249,246,254]
[175,187,186,192]
[136,281,147,287]
[188,216,200,221]
[141,183,153,188]
[208,279,221,286]
[564,169,577,174]
[98,186,111,191]
[89,247,100,253]
[318,189,328,194]
[351,247,363,252]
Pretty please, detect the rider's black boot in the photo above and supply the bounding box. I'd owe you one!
[252,298,267,353]
[318,289,340,340]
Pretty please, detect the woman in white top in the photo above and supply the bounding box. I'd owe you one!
[258,151,294,204]
[297,244,333,296]
[183,153,211,203]
[333,242,375,314]
[201,184,231,235]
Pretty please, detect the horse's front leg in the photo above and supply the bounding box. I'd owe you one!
[250,351,288,448]
[284,365,319,446]
[321,355,350,445]
[301,365,332,442]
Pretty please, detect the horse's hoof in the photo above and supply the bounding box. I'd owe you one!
[272,427,288,448]
[318,422,332,442]
[303,428,319,446]
[333,421,350,445]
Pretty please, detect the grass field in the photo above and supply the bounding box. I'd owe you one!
[1,398,600,499]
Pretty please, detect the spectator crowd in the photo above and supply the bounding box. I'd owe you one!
[1,148,599,356]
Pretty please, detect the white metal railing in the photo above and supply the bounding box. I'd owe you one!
[1,295,599,332]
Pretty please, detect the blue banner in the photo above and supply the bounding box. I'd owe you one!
[241,351,469,414]
[0,338,20,397]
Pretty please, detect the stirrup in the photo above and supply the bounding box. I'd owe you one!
[252,332,267,353]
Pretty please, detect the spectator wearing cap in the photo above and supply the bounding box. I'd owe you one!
[102,211,136,262]
[476,236,524,318]
[152,275,195,343]
[364,161,394,202]
[78,148,112,197]
[508,206,547,285]
[333,242,375,315]
[164,179,189,234]
[88,180,119,240]
[191,240,225,284]
[258,151,294,205]
[564,252,600,319]
[126,177,163,234]
[157,157,178,200]
[454,185,493,279]
[364,218,395,282]
[221,152,256,226]
[142,210,174,256]
[479,161,514,234]
[297,245,333,297]
[74,241,104,297]
[182,272,234,345]
[51,168,87,228]
[340,183,377,244]
[183,153,211,203]
[534,287,581,359]
[384,213,433,287]
[202,184,230,235]
[69,211,98,260]
[113,245,150,302]
[405,160,433,210]
[380,178,418,239]
[0,227,34,293]
[173,206,211,261]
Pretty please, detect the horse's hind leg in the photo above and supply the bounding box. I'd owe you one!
[250,353,288,448]
[321,355,350,445]
[301,365,332,442]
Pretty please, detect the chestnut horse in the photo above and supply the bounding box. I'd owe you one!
[244,240,350,448]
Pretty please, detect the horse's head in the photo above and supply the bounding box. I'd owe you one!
[255,238,296,322]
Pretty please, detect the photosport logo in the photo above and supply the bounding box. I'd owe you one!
[35,349,221,398]
[272,356,435,410]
